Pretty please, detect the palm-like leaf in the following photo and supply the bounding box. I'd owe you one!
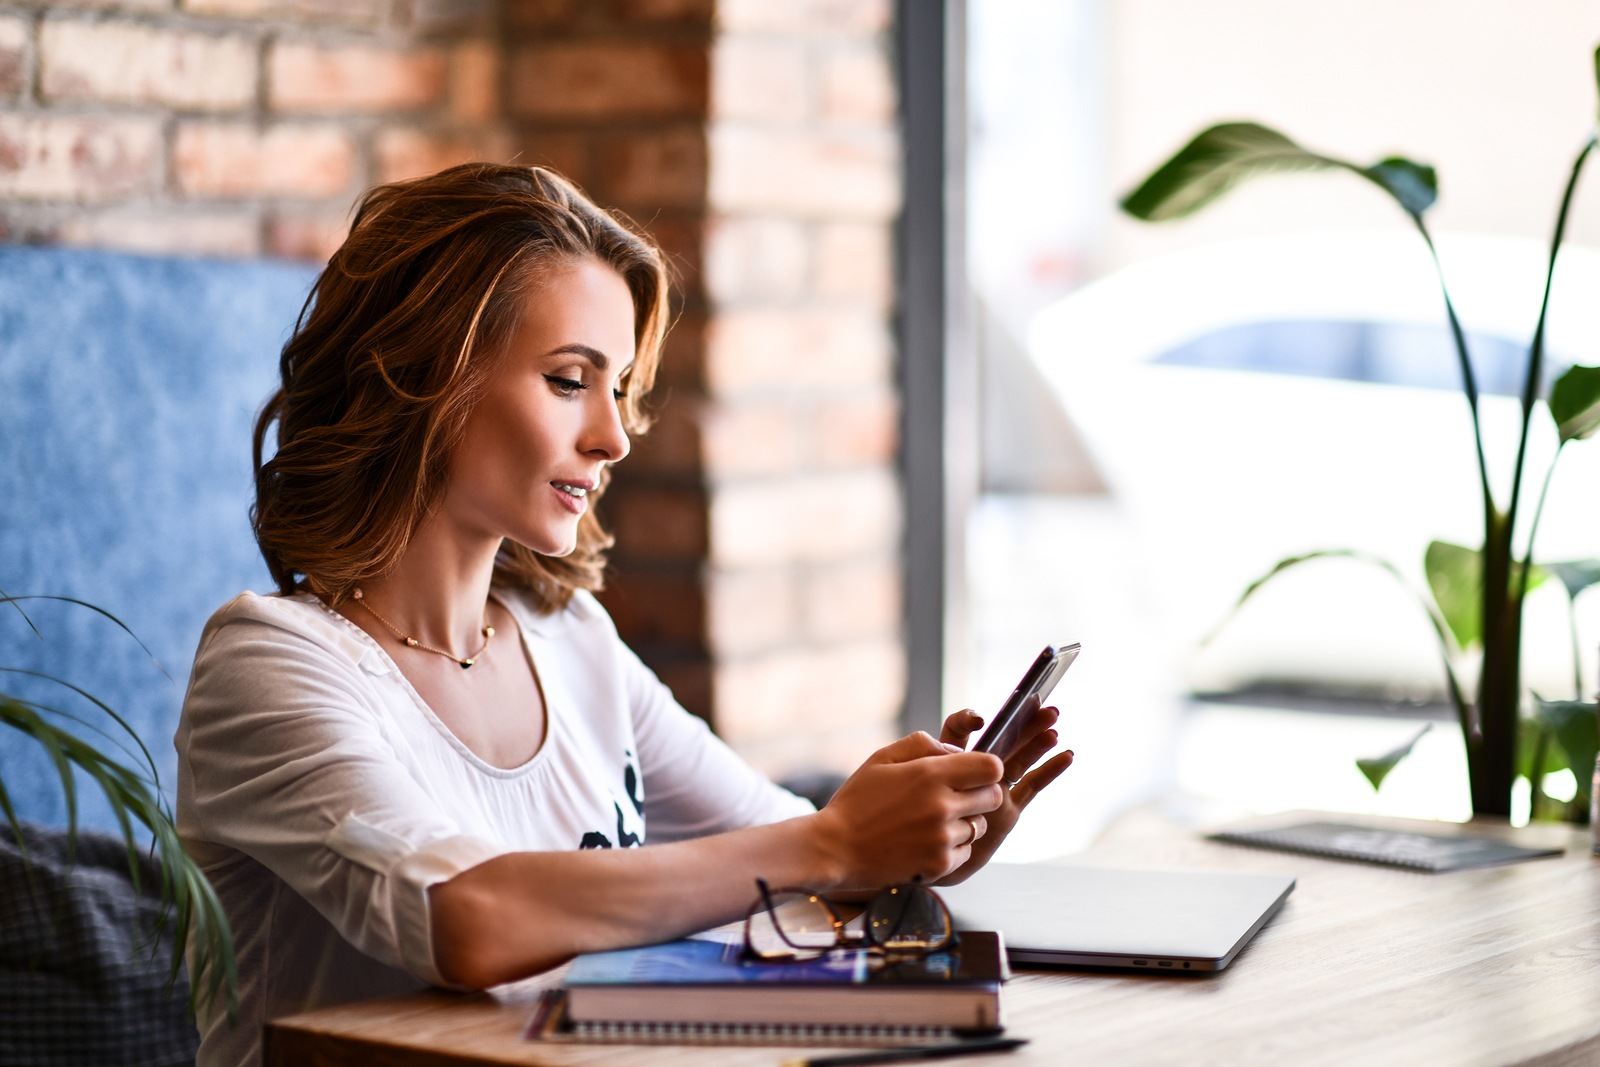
[1543,559,1600,602]
[1202,549,1472,737]
[1119,122,1438,221]
[1,587,238,1019]
[1,594,171,681]
[1121,60,1600,817]
[0,695,238,1019]
[1423,540,1546,651]
[1533,697,1599,810]
[1548,363,1600,444]
[1357,724,1433,792]
[1122,120,1493,506]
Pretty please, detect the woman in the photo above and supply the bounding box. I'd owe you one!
[175,163,1073,1066]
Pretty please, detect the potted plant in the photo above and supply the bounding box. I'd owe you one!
[1119,48,1600,820]
[2,590,238,1017]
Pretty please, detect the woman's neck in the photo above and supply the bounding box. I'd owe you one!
[353,515,503,653]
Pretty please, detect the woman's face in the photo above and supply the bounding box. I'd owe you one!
[441,256,636,557]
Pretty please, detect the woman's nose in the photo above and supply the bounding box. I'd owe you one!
[583,396,630,462]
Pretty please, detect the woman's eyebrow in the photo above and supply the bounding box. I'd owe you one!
[546,343,612,370]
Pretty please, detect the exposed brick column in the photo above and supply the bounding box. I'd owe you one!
[0,0,514,259]
[505,0,904,777]
[501,0,720,718]
[699,0,902,774]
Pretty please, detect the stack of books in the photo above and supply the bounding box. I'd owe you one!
[528,930,1009,1046]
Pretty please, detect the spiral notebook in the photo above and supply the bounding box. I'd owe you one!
[526,930,1007,1047]
[525,989,982,1048]
[1208,820,1564,872]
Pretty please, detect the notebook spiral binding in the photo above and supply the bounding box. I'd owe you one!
[524,990,971,1048]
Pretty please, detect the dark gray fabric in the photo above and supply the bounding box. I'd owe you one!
[0,246,317,832]
[0,822,199,1066]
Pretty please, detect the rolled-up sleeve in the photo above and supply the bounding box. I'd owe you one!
[177,608,505,987]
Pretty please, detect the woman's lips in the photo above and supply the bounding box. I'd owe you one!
[551,481,589,515]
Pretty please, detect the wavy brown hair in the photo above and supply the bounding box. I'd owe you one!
[252,163,671,613]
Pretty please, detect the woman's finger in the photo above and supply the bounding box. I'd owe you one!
[931,750,1006,793]
[952,813,987,847]
[866,730,955,767]
[949,780,1005,819]
[1009,749,1075,808]
[1012,703,1059,746]
[939,708,984,748]
[1002,728,1059,785]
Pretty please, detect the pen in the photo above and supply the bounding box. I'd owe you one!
[782,1036,1029,1067]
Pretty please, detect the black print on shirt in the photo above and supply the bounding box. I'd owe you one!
[624,748,644,816]
[578,801,642,850]
[613,801,642,848]
[578,752,646,849]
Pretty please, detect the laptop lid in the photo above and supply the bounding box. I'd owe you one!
[940,862,1295,973]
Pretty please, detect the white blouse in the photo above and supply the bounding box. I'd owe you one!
[175,588,812,1067]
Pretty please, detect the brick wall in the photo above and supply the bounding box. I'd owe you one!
[0,0,513,257]
[697,0,903,773]
[524,0,903,776]
[498,0,720,728]
[2,0,905,779]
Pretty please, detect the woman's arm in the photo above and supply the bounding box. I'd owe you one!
[430,731,1004,988]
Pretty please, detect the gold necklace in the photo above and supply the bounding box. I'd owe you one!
[352,588,494,669]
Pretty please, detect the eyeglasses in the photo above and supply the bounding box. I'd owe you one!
[742,877,958,962]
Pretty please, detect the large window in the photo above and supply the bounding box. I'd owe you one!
[965,0,1600,855]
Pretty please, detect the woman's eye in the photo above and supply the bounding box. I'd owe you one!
[543,374,587,396]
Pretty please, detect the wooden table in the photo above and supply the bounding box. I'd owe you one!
[265,812,1600,1067]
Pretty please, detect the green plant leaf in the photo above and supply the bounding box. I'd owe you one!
[1519,715,1560,776]
[1203,549,1472,735]
[1120,121,1437,222]
[1535,697,1598,807]
[1548,364,1600,443]
[0,695,239,1019]
[1424,540,1546,650]
[1356,723,1433,791]
[1120,123,1317,220]
[1426,541,1483,649]
[0,583,41,637]
[0,667,164,790]
[0,593,171,680]
[1361,157,1441,217]
[1542,559,1600,601]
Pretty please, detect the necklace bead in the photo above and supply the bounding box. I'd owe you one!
[352,588,493,668]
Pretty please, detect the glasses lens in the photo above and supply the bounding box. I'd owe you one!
[746,889,839,958]
[865,884,953,952]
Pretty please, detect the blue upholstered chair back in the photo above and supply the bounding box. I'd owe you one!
[0,247,317,832]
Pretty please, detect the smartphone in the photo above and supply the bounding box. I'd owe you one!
[972,643,1080,758]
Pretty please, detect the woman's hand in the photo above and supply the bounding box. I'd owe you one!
[810,732,1005,889]
[932,701,1074,885]
[430,707,1063,988]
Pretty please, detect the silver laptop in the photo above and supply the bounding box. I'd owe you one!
[940,862,1295,973]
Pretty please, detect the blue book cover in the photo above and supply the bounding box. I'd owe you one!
[559,931,1006,1033]
[566,930,1003,989]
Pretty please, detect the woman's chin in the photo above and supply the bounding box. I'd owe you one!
[510,531,578,558]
